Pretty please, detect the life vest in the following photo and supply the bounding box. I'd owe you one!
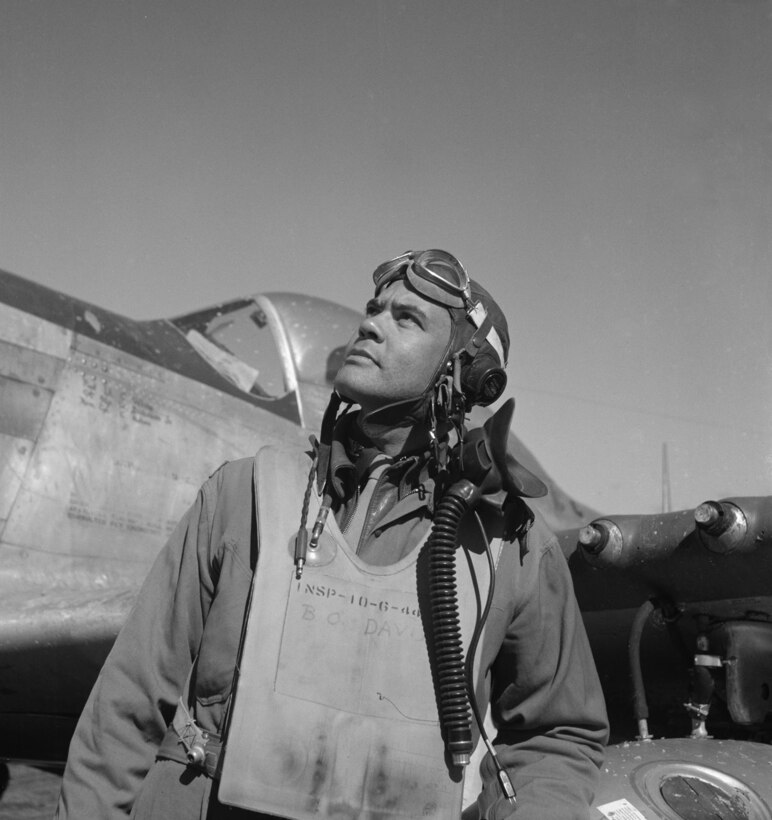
[213,445,503,819]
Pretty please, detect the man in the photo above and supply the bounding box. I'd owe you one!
[56,250,608,819]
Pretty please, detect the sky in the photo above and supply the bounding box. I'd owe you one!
[1,0,770,516]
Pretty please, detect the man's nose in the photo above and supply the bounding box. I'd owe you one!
[358,314,384,340]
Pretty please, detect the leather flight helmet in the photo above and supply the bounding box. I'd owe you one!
[372,249,509,409]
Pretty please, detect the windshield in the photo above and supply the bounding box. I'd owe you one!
[171,299,288,399]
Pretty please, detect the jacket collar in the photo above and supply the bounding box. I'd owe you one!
[327,411,434,504]
[323,410,534,541]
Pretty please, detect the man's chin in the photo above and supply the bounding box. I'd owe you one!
[333,369,363,405]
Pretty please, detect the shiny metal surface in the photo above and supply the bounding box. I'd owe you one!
[595,739,772,819]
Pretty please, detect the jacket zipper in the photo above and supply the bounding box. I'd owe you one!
[352,471,390,554]
[341,456,424,550]
[339,485,360,535]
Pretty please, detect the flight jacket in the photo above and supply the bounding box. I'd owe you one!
[56,433,608,820]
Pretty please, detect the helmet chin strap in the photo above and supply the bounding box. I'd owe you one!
[427,359,466,473]
[356,390,434,442]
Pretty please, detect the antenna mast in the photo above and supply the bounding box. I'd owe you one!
[661,442,672,513]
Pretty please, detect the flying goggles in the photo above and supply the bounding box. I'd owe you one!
[372,249,507,369]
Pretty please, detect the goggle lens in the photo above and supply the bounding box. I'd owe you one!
[372,249,471,308]
[371,248,506,367]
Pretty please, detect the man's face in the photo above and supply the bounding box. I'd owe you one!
[334,279,452,415]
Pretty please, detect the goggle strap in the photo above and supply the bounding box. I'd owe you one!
[452,354,463,394]
[467,302,506,366]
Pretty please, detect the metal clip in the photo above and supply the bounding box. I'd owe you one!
[173,697,210,770]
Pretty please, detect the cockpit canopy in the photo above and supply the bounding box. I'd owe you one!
[170,292,360,431]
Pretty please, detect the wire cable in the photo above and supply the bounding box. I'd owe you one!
[464,510,517,806]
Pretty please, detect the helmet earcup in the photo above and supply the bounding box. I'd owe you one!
[460,352,507,407]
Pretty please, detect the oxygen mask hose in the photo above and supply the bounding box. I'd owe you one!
[427,478,478,766]
[426,399,532,801]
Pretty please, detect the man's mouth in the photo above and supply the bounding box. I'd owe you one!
[346,347,377,364]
